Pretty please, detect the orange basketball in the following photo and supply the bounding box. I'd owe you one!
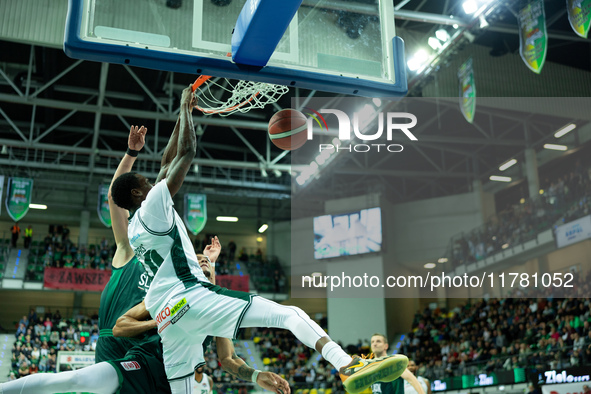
[268,109,308,151]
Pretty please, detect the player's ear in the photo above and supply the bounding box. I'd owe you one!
[131,187,142,197]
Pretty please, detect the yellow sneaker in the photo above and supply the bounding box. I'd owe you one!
[339,354,408,394]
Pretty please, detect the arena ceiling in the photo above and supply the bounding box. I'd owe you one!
[0,0,590,230]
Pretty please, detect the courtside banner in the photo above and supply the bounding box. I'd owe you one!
[184,193,207,235]
[458,58,476,124]
[541,382,587,394]
[5,177,33,221]
[0,175,4,216]
[555,215,591,248]
[567,0,591,38]
[216,275,249,292]
[518,0,547,74]
[44,267,111,291]
[97,184,112,228]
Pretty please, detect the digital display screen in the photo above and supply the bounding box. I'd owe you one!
[313,207,382,260]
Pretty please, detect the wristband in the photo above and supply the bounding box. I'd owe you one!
[126,148,139,157]
[251,369,261,384]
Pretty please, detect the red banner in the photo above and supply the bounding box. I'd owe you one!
[44,268,111,292]
[216,275,249,292]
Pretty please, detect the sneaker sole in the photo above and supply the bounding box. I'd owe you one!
[343,355,409,394]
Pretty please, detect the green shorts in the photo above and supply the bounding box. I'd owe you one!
[106,336,170,394]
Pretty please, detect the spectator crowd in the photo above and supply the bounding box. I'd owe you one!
[402,281,591,381]
[9,308,99,381]
[450,160,591,267]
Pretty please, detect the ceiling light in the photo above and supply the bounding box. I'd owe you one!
[273,169,282,177]
[415,49,428,62]
[428,37,442,50]
[554,123,576,138]
[436,29,450,42]
[490,175,512,182]
[539,189,544,195]
[296,175,306,186]
[193,164,199,173]
[544,144,568,151]
[438,258,448,263]
[501,243,509,249]
[499,159,517,171]
[29,204,47,210]
[258,224,268,233]
[216,216,238,222]
[408,50,429,71]
[479,15,489,28]
[332,137,341,147]
[520,198,525,204]
[316,155,327,165]
[311,272,323,277]
[261,168,268,178]
[453,23,459,29]
[407,58,421,71]
[462,0,478,14]
[256,236,263,242]
[424,263,436,269]
[1,145,7,155]
[372,98,382,107]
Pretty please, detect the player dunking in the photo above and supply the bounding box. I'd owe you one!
[0,125,288,394]
[111,85,408,394]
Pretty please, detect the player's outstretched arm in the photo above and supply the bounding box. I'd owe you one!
[216,337,290,394]
[203,236,221,266]
[108,125,147,268]
[165,85,197,198]
[401,369,425,394]
[113,300,157,338]
[156,117,181,184]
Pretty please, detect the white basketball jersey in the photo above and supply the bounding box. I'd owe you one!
[127,180,208,313]
[192,373,212,394]
[404,376,428,394]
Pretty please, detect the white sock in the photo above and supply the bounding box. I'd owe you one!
[321,341,353,370]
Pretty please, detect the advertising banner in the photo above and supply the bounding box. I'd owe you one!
[5,177,33,221]
[555,215,591,248]
[458,58,476,123]
[44,268,111,292]
[567,0,591,38]
[518,0,548,73]
[184,194,207,235]
[97,184,112,228]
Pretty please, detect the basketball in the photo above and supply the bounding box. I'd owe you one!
[268,109,308,151]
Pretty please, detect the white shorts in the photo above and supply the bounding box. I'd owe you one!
[147,281,254,381]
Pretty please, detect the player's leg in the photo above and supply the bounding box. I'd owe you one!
[0,361,119,394]
[239,296,408,394]
[239,296,351,367]
[169,377,194,394]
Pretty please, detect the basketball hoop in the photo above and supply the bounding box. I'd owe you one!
[191,75,289,117]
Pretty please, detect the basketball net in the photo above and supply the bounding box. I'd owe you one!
[191,75,289,117]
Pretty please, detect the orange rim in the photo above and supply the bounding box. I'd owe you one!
[191,75,262,115]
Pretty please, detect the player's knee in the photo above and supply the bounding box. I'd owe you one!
[284,306,310,322]
[69,369,85,389]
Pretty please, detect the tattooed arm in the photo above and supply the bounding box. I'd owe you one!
[216,337,290,394]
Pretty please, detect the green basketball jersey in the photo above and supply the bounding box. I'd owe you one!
[96,256,151,363]
[372,378,404,394]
